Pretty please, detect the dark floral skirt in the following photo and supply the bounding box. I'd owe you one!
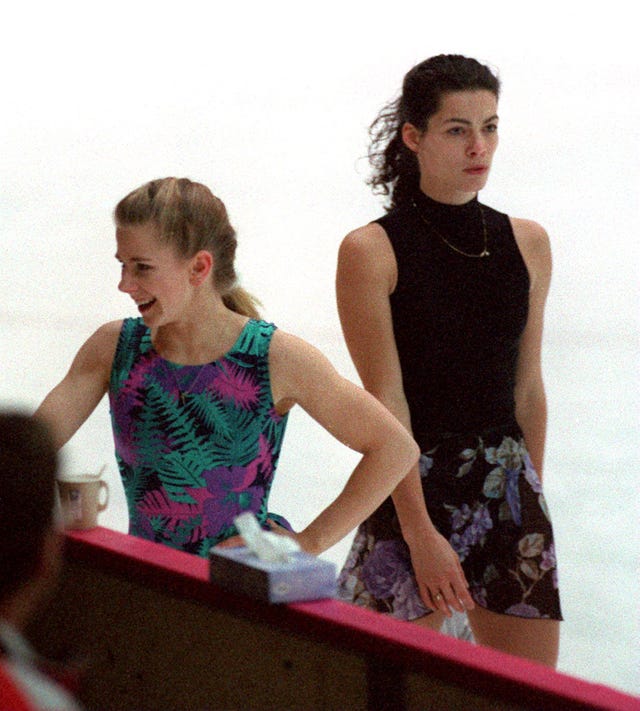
[337,424,562,622]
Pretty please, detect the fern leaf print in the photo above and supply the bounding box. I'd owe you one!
[109,318,291,555]
[210,361,261,409]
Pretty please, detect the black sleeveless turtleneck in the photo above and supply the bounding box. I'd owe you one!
[376,191,530,447]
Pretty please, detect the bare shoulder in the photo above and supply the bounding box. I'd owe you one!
[269,328,332,379]
[510,217,551,259]
[341,221,392,250]
[340,222,394,262]
[93,319,124,340]
[509,217,552,287]
[89,319,123,351]
[268,327,343,413]
[75,319,123,372]
[338,222,396,293]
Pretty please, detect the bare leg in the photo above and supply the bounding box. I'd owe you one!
[467,606,560,667]
[412,611,445,631]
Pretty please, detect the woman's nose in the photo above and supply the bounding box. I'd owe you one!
[118,267,134,293]
[467,132,487,156]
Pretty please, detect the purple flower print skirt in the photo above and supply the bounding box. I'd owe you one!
[337,424,562,622]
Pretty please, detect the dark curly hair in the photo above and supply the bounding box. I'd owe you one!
[367,54,500,210]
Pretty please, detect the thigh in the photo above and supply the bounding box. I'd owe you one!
[412,611,445,632]
[467,605,560,667]
[424,430,562,621]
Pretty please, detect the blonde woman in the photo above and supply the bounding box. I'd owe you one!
[36,177,419,558]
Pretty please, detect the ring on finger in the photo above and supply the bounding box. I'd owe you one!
[434,593,443,601]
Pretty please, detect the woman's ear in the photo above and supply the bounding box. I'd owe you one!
[401,122,422,153]
[189,250,214,286]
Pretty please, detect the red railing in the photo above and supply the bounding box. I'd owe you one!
[57,527,638,711]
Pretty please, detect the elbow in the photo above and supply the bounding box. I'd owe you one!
[396,435,420,481]
[375,412,419,483]
[409,438,420,468]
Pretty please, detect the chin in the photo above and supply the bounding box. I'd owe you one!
[472,173,491,190]
[140,312,159,328]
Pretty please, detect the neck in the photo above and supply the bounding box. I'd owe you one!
[419,181,478,206]
[153,297,248,365]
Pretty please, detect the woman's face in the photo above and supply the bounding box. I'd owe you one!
[115,222,194,327]
[403,89,499,204]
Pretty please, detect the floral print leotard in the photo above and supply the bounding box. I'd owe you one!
[109,318,290,556]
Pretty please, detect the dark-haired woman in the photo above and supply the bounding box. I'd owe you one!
[336,55,561,665]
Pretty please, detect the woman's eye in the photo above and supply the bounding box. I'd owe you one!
[119,262,152,276]
[485,123,498,133]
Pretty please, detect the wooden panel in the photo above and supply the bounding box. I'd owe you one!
[406,672,534,711]
[27,529,639,711]
[33,559,367,710]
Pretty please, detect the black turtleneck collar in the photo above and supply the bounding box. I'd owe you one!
[412,189,479,223]
[411,188,484,249]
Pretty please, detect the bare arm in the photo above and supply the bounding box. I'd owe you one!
[269,328,420,555]
[334,224,474,614]
[511,218,552,479]
[35,321,121,450]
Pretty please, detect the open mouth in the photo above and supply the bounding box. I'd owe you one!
[137,299,156,314]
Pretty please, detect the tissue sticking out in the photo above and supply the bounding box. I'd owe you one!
[234,512,301,564]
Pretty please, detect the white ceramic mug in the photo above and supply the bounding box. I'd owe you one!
[56,474,109,530]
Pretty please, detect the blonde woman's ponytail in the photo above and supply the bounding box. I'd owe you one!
[222,286,261,320]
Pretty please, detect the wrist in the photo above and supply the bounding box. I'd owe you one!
[400,519,441,548]
[296,529,323,557]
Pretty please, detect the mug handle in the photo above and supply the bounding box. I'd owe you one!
[98,480,109,512]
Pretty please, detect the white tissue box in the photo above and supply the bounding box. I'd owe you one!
[209,546,337,603]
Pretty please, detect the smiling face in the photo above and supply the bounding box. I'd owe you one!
[115,222,195,327]
[402,89,499,204]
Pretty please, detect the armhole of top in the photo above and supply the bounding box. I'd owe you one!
[260,322,289,419]
[505,214,532,293]
[371,217,399,298]
[109,318,144,390]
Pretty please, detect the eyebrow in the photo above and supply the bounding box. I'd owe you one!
[444,114,499,125]
[114,253,153,262]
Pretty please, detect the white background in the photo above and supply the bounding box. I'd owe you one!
[1,0,638,697]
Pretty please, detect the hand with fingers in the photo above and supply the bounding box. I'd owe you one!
[214,534,245,548]
[407,531,475,617]
[214,519,300,550]
[266,518,304,548]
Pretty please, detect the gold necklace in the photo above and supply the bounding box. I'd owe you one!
[162,361,208,406]
[412,199,491,258]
